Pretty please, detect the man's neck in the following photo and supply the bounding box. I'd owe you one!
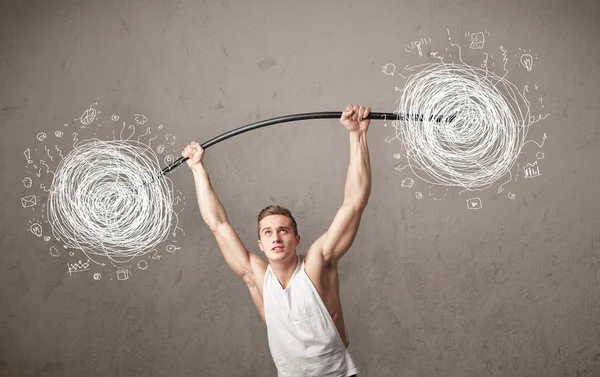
[270,253,299,289]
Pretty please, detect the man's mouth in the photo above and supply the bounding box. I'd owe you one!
[272,246,284,251]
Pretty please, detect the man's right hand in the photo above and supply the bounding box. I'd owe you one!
[182,142,205,168]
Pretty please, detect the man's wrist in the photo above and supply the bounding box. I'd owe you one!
[349,129,368,138]
[190,164,207,175]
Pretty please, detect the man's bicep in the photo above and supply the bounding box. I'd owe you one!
[212,222,253,279]
[320,202,365,264]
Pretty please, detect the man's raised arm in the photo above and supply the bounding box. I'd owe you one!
[182,142,255,282]
[315,105,372,266]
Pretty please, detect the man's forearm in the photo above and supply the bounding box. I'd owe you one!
[191,165,228,230]
[344,130,372,207]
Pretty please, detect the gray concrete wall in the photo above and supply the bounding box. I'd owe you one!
[1,0,599,376]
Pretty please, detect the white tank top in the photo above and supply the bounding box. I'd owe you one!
[263,254,359,377]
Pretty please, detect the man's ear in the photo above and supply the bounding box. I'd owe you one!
[296,234,300,245]
[257,239,264,252]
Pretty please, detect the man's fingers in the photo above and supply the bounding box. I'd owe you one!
[342,104,372,124]
[342,105,354,123]
[183,143,201,159]
[343,105,354,117]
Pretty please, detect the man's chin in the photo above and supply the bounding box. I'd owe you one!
[267,253,284,260]
[266,251,291,261]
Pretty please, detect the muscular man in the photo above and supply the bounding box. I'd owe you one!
[182,104,372,377]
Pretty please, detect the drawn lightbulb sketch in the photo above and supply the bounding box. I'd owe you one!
[20,104,186,280]
[28,219,43,237]
[520,54,533,72]
[518,48,537,72]
[386,29,549,209]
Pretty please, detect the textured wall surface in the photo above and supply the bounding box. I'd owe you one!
[1,0,599,376]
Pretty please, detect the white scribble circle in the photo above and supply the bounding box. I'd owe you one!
[46,139,175,263]
[396,63,529,190]
[111,115,119,121]
[55,130,64,138]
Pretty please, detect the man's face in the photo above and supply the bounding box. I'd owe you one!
[257,214,300,261]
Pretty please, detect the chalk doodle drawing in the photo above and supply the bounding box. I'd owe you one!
[50,246,59,257]
[518,48,537,72]
[20,104,186,280]
[76,104,98,126]
[67,259,91,276]
[465,31,489,50]
[135,114,148,125]
[466,197,483,210]
[405,38,432,58]
[21,195,37,208]
[383,29,549,210]
[401,178,414,188]
[523,161,541,179]
[382,63,396,76]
